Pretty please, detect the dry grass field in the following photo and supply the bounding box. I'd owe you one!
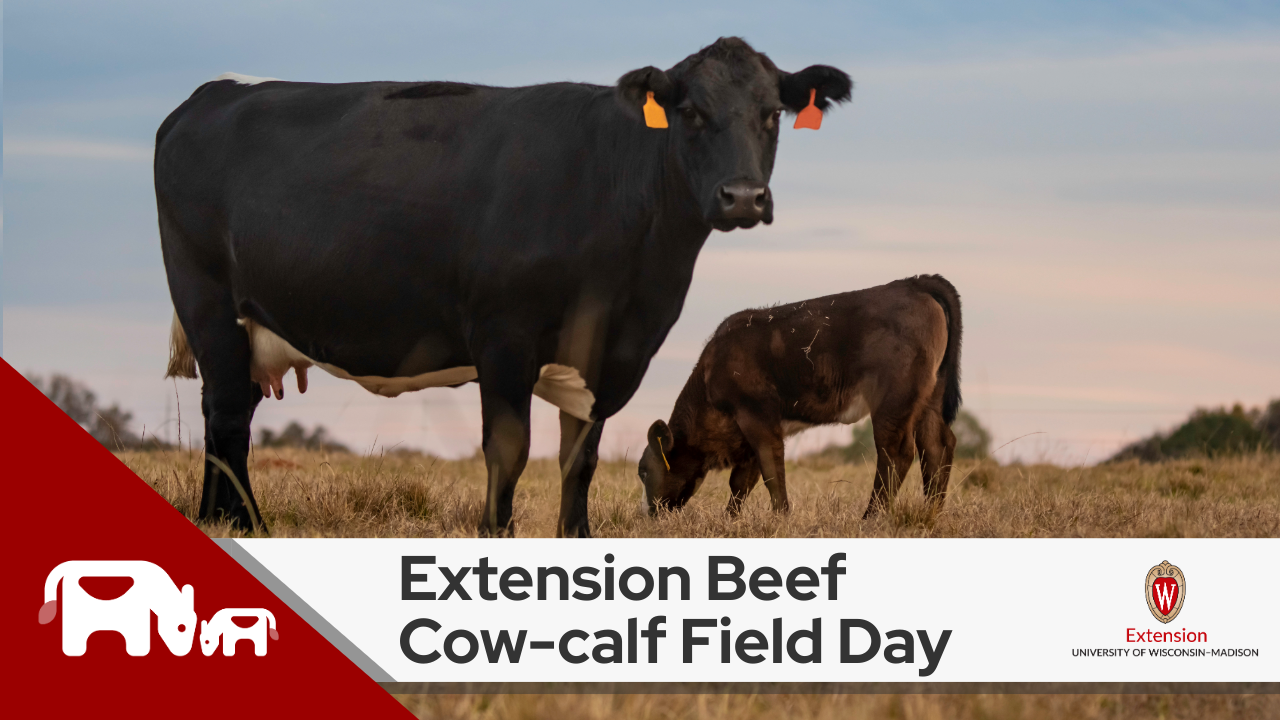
[120,448,1280,539]
[120,448,1279,719]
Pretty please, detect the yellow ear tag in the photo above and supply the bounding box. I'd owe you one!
[658,444,670,471]
[794,87,822,130]
[643,91,668,129]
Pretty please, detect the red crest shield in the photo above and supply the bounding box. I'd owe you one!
[1145,560,1186,624]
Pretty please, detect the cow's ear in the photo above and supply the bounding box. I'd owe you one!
[779,65,853,113]
[617,66,676,119]
[647,419,674,454]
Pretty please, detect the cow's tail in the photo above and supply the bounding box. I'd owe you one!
[264,609,279,640]
[39,562,73,624]
[913,275,963,424]
[166,312,198,379]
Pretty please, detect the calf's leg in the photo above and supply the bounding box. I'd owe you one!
[862,413,917,518]
[558,411,603,538]
[726,457,762,516]
[736,411,789,513]
[917,407,956,510]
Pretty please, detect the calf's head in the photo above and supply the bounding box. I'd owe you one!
[637,419,705,514]
[617,37,851,231]
[199,619,218,656]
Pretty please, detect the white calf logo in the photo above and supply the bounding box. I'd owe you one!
[38,560,279,657]
[38,561,196,656]
[201,608,279,656]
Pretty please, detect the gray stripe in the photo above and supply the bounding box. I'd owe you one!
[215,538,394,682]
[380,682,1280,695]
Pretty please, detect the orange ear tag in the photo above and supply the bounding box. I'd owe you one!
[643,91,668,129]
[794,87,822,130]
[658,444,670,471]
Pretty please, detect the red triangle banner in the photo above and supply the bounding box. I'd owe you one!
[0,359,412,718]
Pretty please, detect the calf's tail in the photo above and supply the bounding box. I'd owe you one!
[912,275,963,424]
[264,609,279,640]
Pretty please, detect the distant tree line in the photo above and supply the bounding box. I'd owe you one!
[256,421,349,453]
[26,373,166,450]
[32,370,1272,463]
[1109,400,1279,463]
[27,372,347,453]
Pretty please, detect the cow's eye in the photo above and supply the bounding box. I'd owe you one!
[680,106,702,127]
[765,109,781,130]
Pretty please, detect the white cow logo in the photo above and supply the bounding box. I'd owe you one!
[38,560,196,656]
[200,608,279,656]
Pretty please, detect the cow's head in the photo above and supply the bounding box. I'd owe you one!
[617,37,851,231]
[637,419,705,514]
[158,583,197,656]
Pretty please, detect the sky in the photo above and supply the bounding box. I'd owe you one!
[4,1,1279,464]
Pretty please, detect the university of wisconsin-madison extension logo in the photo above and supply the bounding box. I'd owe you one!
[1145,560,1186,624]
[38,560,279,657]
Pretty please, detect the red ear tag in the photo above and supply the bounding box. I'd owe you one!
[643,91,668,129]
[794,87,822,130]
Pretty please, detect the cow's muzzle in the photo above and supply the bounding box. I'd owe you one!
[713,182,772,230]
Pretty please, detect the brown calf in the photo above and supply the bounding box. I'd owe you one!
[638,275,962,518]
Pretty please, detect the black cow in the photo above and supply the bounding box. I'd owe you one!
[155,37,852,536]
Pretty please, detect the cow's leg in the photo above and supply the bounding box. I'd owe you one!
[726,457,762,516]
[174,291,264,530]
[863,412,917,518]
[917,407,956,511]
[736,411,789,513]
[161,210,264,531]
[476,345,537,537]
[194,321,265,531]
[557,412,604,538]
[124,614,150,656]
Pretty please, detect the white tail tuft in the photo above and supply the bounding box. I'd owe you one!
[166,312,198,379]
